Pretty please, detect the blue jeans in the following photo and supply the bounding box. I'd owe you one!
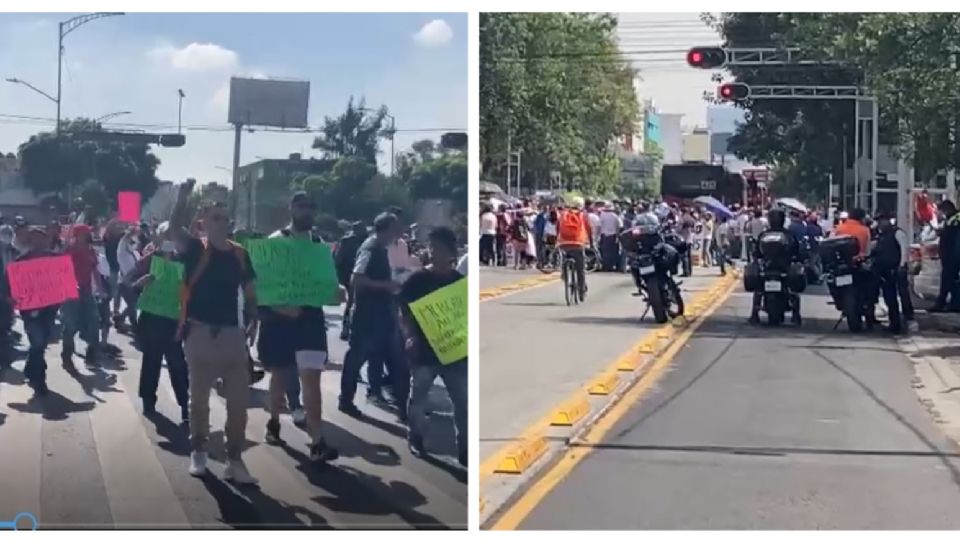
[407,361,468,457]
[61,290,101,358]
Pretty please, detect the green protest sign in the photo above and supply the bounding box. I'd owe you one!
[137,256,184,320]
[246,238,339,307]
[408,278,467,365]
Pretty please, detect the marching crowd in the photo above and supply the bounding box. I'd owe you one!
[0,180,468,485]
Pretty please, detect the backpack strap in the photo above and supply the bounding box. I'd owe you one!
[176,239,252,338]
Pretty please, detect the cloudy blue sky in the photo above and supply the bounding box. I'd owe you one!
[0,13,467,183]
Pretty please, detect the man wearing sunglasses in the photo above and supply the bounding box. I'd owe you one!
[169,179,259,484]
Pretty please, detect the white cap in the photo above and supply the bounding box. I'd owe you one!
[839,211,849,219]
[569,196,585,209]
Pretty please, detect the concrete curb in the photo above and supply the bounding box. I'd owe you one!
[898,332,960,447]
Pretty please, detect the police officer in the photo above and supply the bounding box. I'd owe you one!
[872,212,905,334]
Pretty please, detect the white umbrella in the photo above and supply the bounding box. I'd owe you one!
[776,197,809,214]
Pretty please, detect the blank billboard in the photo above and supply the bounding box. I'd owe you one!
[228,77,310,129]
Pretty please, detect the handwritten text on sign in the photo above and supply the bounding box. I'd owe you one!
[245,238,339,307]
[138,257,184,320]
[408,278,467,365]
[6,255,79,310]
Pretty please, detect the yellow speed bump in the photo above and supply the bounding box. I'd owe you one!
[617,354,644,371]
[588,371,621,396]
[550,396,591,426]
[656,328,672,339]
[493,436,549,474]
[638,342,655,354]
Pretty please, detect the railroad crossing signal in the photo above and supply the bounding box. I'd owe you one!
[718,83,750,101]
[686,47,727,69]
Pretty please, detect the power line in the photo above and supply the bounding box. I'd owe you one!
[0,114,463,134]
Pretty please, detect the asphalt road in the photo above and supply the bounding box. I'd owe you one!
[480,265,723,464]
[513,286,960,529]
[0,309,466,530]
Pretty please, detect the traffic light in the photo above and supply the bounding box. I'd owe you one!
[159,134,186,148]
[717,83,750,101]
[687,47,726,69]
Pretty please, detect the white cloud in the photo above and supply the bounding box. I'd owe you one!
[149,42,239,72]
[413,19,453,48]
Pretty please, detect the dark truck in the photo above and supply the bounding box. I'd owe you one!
[660,163,741,206]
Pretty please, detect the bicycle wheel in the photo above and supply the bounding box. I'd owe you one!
[563,259,572,306]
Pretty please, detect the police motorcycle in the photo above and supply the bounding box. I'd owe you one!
[743,230,807,325]
[621,218,685,324]
[819,234,873,332]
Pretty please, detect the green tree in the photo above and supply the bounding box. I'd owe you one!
[480,13,640,195]
[312,97,390,164]
[17,117,161,200]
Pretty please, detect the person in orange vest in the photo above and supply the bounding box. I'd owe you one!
[556,196,595,297]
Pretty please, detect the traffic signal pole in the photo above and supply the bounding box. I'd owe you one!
[689,46,883,216]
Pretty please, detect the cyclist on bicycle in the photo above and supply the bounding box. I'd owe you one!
[557,197,594,296]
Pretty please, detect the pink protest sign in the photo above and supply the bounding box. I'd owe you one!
[6,255,79,311]
[118,191,141,223]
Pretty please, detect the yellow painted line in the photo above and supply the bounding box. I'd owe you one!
[478,273,736,483]
[488,275,738,530]
[480,273,559,302]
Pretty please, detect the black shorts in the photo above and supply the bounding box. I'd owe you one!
[257,313,328,371]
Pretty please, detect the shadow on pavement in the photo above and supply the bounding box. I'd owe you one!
[7,390,96,421]
[1,363,26,386]
[553,315,655,328]
[62,361,120,403]
[147,411,191,456]
[282,443,450,529]
[323,421,402,467]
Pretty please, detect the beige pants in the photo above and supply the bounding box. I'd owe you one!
[184,321,249,460]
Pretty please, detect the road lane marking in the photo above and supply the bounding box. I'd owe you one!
[480,274,559,302]
[487,275,738,530]
[479,273,735,483]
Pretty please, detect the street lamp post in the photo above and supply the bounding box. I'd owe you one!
[94,111,131,123]
[56,12,125,136]
[177,89,185,134]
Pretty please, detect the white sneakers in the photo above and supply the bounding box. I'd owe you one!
[223,460,259,485]
[189,452,258,485]
[189,451,208,477]
[291,408,307,426]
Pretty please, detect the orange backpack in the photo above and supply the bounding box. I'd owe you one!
[176,239,250,339]
[558,210,586,243]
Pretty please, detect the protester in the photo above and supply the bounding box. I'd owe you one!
[479,204,497,266]
[598,204,623,272]
[495,204,510,267]
[61,224,103,368]
[103,219,125,320]
[8,228,60,395]
[259,192,342,462]
[335,221,367,341]
[116,226,142,331]
[340,212,407,418]
[169,179,259,484]
[129,224,190,423]
[400,226,467,466]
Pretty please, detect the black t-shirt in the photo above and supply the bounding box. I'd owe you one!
[104,235,121,271]
[181,237,255,327]
[400,269,465,368]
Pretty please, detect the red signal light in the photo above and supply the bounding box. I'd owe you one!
[686,47,726,69]
[717,83,750,101]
